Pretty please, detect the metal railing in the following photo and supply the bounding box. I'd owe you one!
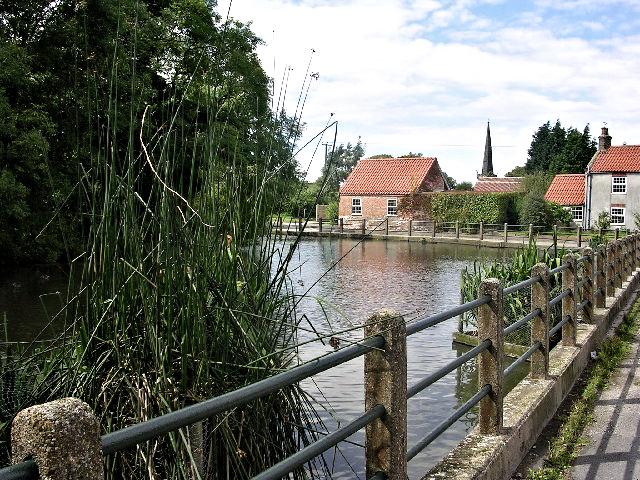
[2,234,639,480]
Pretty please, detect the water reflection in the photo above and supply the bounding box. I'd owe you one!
[286,238,521,479]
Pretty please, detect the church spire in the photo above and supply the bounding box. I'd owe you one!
[481,121,494,177]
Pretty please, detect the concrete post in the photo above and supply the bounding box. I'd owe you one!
[504,223,508,243]
[528,224,533,243]
[409,219,413,237]
[531,263,550,379]
[11,397,103,480]
[606,243,615,298]
[577,226,582,247]
[339,217,344,234]
[561,253,577,347]
[432,220,437,238]
[456,221,460,238]
[582,247,593,324]
[477,278,504,435]
[480,222,484,241]
[596,244,606,308]
[364,309,407,480]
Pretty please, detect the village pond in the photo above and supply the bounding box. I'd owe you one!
[1,238,527,479]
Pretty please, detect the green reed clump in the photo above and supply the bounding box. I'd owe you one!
[460,238,568,345]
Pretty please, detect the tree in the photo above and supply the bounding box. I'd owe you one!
[318,138,365,201]
[505,165,526,177]
[369,153,393,159]
[399,152,423,158]
[455,181,474,191]
[441,171,457,189]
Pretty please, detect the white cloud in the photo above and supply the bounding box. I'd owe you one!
[218,0,640,182]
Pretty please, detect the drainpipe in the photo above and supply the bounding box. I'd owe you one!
[585,169,592,229]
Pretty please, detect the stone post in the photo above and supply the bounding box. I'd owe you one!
[339,217,344,234]
[577,226,582,247]
[319,217,323,233]
[455,221,460,239]
[364,310,407,480]
[531,263,550,379]
[606,243,615,298]
[409,219,413,237]
[582,247,593,324]
[595,244,606,308]
[480,222,484,241]
[432,220,437,238]
[385,217,389,236]
[561,253,577,347]
[362,218,366,235]
[504,223,508,243]
[11,397,103,480]
[477,278,504,435]
[298,217,302,232]
[614,241,623,289]
[615,228,620,240]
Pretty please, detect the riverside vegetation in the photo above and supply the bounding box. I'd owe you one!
[0,1,334,478]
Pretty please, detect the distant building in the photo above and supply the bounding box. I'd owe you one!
[473,176,523,193]
[544,174,586,226]
[338,157,449,220]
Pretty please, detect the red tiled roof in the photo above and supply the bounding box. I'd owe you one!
[544,174,585,205]
[473,177,522,193]
[590,145,640,172]
[339,157,440,195]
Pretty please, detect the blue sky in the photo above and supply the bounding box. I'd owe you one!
[217,0,640,183]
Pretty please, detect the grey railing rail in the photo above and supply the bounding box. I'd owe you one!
[3,234,639,480]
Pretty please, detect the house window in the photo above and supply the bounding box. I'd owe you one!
[387,199,398,216]
[610,206,625,225]
[351,198,362,215]
[571,206,583,222]
[612,176,627,194]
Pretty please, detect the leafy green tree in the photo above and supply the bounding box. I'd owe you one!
[319,138,365,200]
[441,171,457,189]
[505,165,526,177]
[399,152,423,158]
[455,181,474,191]
[369,153,393,159]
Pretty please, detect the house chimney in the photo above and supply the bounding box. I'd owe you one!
[598,127,612,152]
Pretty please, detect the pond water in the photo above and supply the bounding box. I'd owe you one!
[0,238,526,479]
[284,237,523,479]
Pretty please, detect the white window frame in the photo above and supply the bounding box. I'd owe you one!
[612,176,627,194]
[387,198,398,216]
[351,198,362,215]
[610,206,625,225]
[570,206,583,222]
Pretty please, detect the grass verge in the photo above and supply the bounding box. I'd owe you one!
[527,300,640,479]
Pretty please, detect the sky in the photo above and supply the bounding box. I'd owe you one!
[216,0,640,183]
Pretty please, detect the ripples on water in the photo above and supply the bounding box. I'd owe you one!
[284,237,521,479]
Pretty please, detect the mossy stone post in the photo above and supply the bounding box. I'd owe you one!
[582,247,593,324]
[11,397,103,480]
[595,244,606,308]
[561,253,577,347]
[364,309,407,480]
[478,278,504,435]
[606,243,615,298]
[531,263,550,379]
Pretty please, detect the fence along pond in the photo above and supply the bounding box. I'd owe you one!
[1,234,639,480]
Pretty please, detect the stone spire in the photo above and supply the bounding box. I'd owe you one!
[481,121,494,177]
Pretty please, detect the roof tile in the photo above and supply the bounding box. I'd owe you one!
[544,174,585,205]
[590,145,640,172]
[339,157,440,195]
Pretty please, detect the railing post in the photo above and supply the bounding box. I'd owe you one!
[364,309,407,480]
[582,247,593,324]
[504,223,508,243]
[529,224,533,242]
[298,217,302,232]
[362,218,366,235]
[409,219,413,237]
[11,398,103,479]
[614,240,623,289]
[477,278,504,435]
[553,224,557,239]
[480,222,484,241]
[339,217,344,234]
[432,220,437,238]
[577,225,582,247]
[615,228,620,240]
[385,217,389,236]
[455,220,460,238]
[531,264,550,379]
[606,243,615,298]
[319,217,323,233]
[561,253,577,346]
[596,244,606,308]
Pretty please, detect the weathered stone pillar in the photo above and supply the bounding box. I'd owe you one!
[531,263,550,379]
[595,244,606,308]
[478,278,504,434]
[11,397,103,480]
[561,253,577,347]
[582,247,593,324]
[364,309,407,480]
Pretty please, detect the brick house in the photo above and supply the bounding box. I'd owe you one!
[585,127,640,229]
[544,174,586,226]
[338,157,449,220]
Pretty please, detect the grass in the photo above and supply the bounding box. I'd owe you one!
[526,300,640,479]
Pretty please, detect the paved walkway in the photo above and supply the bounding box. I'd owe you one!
[570,294,640,480]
